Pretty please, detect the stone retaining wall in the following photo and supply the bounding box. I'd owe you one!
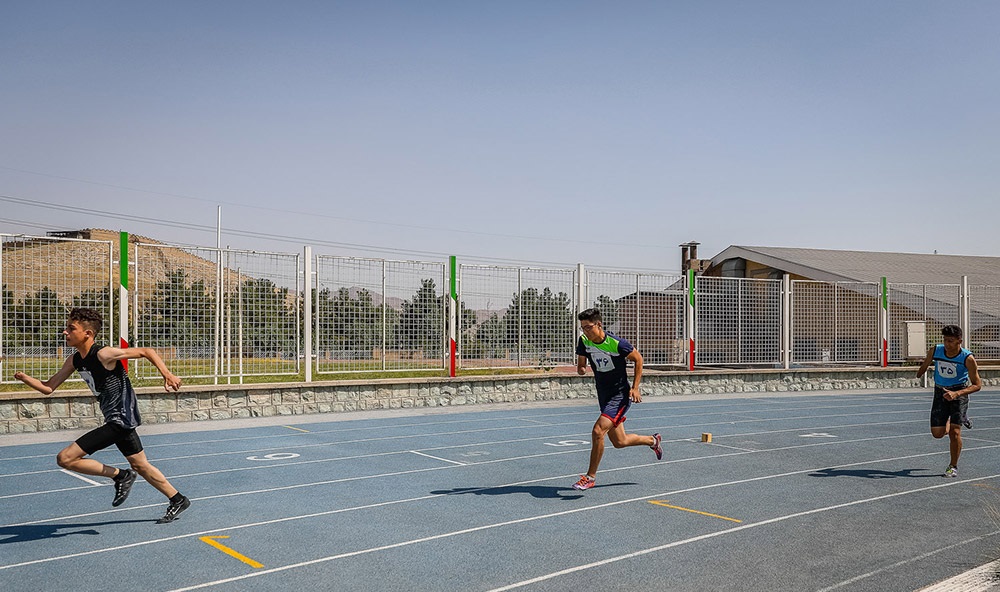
[3,367,998,434]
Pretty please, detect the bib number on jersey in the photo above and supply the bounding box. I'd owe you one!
[591,350,614,372]
[937,361,958,379]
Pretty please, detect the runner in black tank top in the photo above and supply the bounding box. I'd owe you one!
[8,308,191,523]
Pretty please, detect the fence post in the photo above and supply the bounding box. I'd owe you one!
[303,246,312,383]
[782,274,791,369]
[961,275,970,341]
[687,269,695,371]
[881,276,888,367]
[449,255,457,378]
[118,232,129,372]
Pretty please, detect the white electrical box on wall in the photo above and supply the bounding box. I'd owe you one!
[903,321,927,358]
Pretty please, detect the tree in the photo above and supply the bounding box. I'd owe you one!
[1,283,17,348]
[464,311,506,360]
[137,270,215,351]
[393,278,445,358]
[72,287,118,345]
[233,278,298,358]
[593,294,618,328]
[500,286,575,358]
[14,287,67,349]
[315,287,389,359]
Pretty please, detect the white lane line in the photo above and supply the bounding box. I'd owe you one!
[2,403,974,472]
[409,451,465,466]
[0,395,937,462]
[166,471,1000,591]
[59,469,102,486]
[6,440,1000,575]
[484,474,1000,592]
[814,530,1000,591]
[704,442,756,452]
[0,429,918,500]
[6,420,999,501]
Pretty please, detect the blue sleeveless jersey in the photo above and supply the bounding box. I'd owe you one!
[933,344,971,387]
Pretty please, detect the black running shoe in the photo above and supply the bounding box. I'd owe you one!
[156,495,191,524]
[963,416,973,429]
[112,469,137,507]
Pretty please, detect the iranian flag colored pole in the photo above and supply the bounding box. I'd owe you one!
[687,268,695,371]
[119,232,130,371]
[449,256,457,377]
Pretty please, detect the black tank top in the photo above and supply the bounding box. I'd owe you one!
[73,345,141,429]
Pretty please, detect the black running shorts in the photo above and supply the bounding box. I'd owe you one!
[76,423,144,457]
[931,386,969,428]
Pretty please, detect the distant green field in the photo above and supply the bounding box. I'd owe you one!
[0,356,549,392]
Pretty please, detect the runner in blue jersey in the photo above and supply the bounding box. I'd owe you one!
[7,308,191,522]
[916,324,981,477]
[572,308,662,491]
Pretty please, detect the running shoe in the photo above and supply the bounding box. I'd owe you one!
[963,416,973,429]
[156,495,191,524]
[572,475,596,491]
[943,466,958,478]
[112,469,137,507]
[651,433,663,461]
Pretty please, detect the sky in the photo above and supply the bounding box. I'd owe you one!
[2,1,999,272]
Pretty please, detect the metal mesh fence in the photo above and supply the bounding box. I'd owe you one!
[696,277,781,366]
[887,283,961,361]
[132,244,300,382]
[315,256,446,373]
[791,281,880,364]
[458,265,576,369]
[9,231,1000,385]
[969,284,1000,361]
[1,234,114,384]
[586,270,686,366]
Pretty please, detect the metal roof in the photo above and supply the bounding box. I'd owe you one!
[710,246,1000,286]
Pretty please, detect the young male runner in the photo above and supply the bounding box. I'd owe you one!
[916,324,981,478]
[5,307,191,522]
[573,308,662,490]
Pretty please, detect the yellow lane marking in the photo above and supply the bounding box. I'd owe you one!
[284,426,310,433]
[649,500,742,523]
[200,536,264,568]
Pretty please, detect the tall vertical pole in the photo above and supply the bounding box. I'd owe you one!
[635,274,641,349]
[119,232,130,372]
[517,268,523,367]
[303,246,312,383]
[961,275,970,342]
[576,264,585,361]
[881,276,889,367]
[381,260,387,371]
[214,207,222,385]
[782,274,791,369]
[449,256,457,377]
[687,269,695,371]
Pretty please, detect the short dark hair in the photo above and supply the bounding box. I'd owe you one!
[942,324,963,339]
[69,307,103,334]
[578,308,602,323]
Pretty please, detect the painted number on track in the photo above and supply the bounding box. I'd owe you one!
[246,453,301,461]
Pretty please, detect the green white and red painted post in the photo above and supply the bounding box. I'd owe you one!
[119,231,130,371]
[449,256,457,377]
[687,268,695,371]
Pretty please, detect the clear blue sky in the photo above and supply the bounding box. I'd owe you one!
[2,1,998,271]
